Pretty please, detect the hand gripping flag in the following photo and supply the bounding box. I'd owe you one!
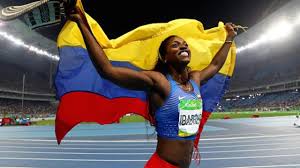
[55,0,236,148]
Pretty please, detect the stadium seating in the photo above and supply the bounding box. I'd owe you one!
[219,90,300,111]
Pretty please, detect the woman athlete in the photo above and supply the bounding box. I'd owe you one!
[66,6,237,168]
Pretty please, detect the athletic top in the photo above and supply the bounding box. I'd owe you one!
[155,74,203,140]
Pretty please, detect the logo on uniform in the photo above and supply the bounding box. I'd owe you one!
[178,96,185,100]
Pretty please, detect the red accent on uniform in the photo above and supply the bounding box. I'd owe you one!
[145,152,178,168]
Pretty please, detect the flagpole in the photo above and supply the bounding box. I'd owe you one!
[49,60,53,89]
[22,73,25,113]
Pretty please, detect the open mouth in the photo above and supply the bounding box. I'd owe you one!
[178,50,189,57]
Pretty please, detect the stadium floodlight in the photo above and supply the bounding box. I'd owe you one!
[12,37,24,46]
[237,17,299,53]
[237,35,267,53]
[296,14,300,25]
[0,30,59,61]
[265,20,293,41]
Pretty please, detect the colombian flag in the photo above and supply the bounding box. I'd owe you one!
[55,0,236,145]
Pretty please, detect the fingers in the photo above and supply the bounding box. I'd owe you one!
[224,23,234,31]
[224,22,238,39]
[225,22,234,27]
[224,23,235,32]
[65,6,84,22]
[232,24,237,30]
[226,23,248,32]
[234,25,248,32]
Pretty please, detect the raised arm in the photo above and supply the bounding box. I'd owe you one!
[190,23,237,83]
[67,8,155,91]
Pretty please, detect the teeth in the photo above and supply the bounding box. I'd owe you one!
[180,51,189,57]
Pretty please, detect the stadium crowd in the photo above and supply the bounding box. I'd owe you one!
[0,98,57,118]
[219,90,300,112]
[230,49,300,90]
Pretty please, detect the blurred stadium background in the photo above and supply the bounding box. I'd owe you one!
[0,0,299,121]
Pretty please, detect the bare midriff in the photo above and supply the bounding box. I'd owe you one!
[156,136,194,168]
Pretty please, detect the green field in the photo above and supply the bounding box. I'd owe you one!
[32,119,55,126]
[31,111,299,126]
[209,111,298,119]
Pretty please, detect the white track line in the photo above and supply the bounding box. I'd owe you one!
[0,141,299,150]
[0,157,148,162]
[0,151,152,155]
[203,133,265,138]
[2,133,300,143]
[1,136,299,146]
[0,153,300,162]
[202,146,300,153]
[0,145,154,150]
[225,164,300,168]
[0,142,157,146]
[202,133,300,141]
[2,136,300,146]
[203,153,300,161]
[202,142,299,149]
[201,135,300,145]
[1,146,300,155]
[0,167,34,168]
[201,142,297,149]
[0,139,158,143]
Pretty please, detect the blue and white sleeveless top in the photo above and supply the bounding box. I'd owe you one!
[155,74,203,140]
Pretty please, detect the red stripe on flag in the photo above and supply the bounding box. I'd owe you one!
[55,92,149,144]
[193,111,212,165]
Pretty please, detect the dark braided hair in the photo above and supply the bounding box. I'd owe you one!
[153,35,177,75]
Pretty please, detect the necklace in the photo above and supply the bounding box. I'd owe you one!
[176,81,192,92]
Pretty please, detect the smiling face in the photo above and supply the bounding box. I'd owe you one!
[159,36,191,66]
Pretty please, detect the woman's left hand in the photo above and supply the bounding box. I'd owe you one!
[225,23,237,41]
[66,7,84,23]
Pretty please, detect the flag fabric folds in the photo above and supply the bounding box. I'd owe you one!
[55,0,236,145]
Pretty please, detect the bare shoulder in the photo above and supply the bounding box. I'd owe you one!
[142,71,168,85]
[142,71,169,95]
[189,71,201,86]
